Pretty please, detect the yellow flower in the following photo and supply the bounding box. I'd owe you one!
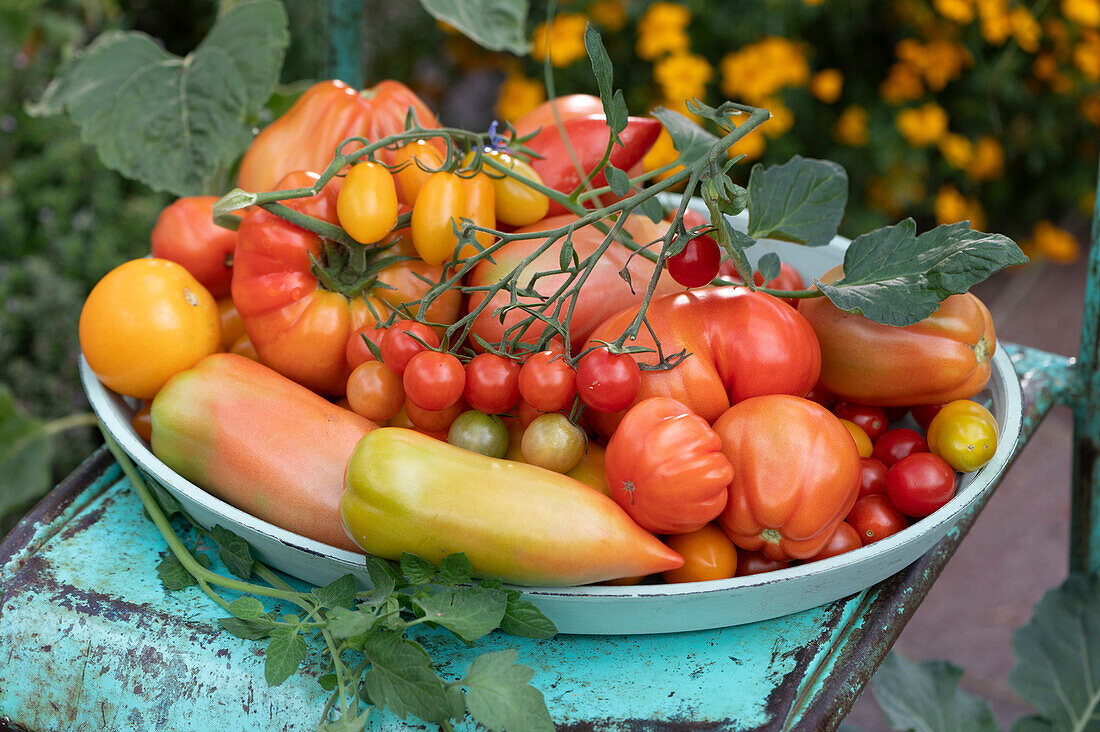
[1010,8,1042,52]
[934,185,987,230]
[495,74,546,123]
[979,0,1011,45]
[726,117,766,161]
[1063,0,1100,28]
[934,0,975,24]
[966,136,1005,181]
[636,2,692,60]
[1075,32,1100,80]
[1082,94,1100,125]
[880,63,925,103]
[1029,220,1080,263]
[896,103,949,147]
[531,13,590,67]
[867,165,928,217]
[643,128,684,183]
[588,0,627,32]
[833,105,869,146]
[720,37,810,104]
[897,39,973,91]
[939,133,974,168]
[811,69,844,103]
[654,53,713,102]
[757,97,793,138]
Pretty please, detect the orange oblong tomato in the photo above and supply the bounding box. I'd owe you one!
[605,397,734,535]
[392,139,445,206]
[411,171,496,265]
[715,394,861,561]
[799,269,996,407]
[231,171,461,396]
[237,79,443,193]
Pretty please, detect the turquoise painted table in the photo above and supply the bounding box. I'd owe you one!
[0,343,1071,731]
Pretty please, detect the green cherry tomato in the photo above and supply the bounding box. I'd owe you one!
[521,412,586,473]
[447,410,510,458]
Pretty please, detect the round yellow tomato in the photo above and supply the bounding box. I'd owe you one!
[926,399,999,472]
[838,418,873,458]
[79,258,221,400]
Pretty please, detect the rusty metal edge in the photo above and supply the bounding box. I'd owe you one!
[0,447,116,577]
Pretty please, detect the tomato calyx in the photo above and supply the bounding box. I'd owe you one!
[309,239,416,299]
[760,528,783,544]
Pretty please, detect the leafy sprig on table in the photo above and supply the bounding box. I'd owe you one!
[103,431,556,731]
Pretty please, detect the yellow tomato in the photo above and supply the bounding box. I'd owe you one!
[466,149,550,227]
[661,524,738,584]
[79,258,221,400]
[337,161,399,244]
[926,399,999,472]
[838,418,873,458]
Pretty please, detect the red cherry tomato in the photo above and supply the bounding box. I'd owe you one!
[576,348,641,413]
[872,427,929,467]
[734,549,789,576]
[910,403,947,432]
[403,350,465,411]
[518,351,577,413]
[833,402,889,442]
[858,457,889,497]
[464,353,521,415]
[667,234,721,288]
[804,384,838,410]
[885,453,957,517]
[847,495,908,545]
[807,522,861,561]
[346,324,387,370]
[380,320,441,375]
[346,360,405,422]
[404,396,467,433]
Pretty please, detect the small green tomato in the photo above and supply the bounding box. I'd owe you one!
[521,413,587,473]
[447,410,510,458]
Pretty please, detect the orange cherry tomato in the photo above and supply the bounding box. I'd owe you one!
[661,524,738,584]
[393,140,446,206]
[346,360,405,422]
[337,162,399,244]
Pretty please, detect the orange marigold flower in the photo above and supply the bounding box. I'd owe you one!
[532,13,590,67]
[966,136,1005,181]
[1029,220,1080,263]
[760,97,794,138]
[654,53,714,102]
[934,184,987,230]
[880,63,925,103]
[720,37,809,104]
[811,69,844,103]
[896,103,949,147]
[939,133,974,168]
[640,1,691,31]
[636,1,692,60]
[1010,8,1042,52]
[1063,0,1100,29]
[833,105,869,146]
[1033,52,1059,81]
[934,0,975,24]
[495,74,547,123]
[979,0,1011,45]
[1075,32,1100,80]
[589,0,627,32]
[1082,94,1100,125]
[726,117,766,161]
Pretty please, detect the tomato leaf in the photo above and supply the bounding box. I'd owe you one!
[418,0,530,54]
[500,591,557,640]
[414,586,508,643]
[746,156,848,247]
[311,574,357,610]
[816,219,1028,326]
[217,615,275,641]
[606,164,631,197]
[757,252,781,284]
[228,596,265,620]
[0,385,54,519]
[210,524,256,580]
[325,607,376,641]
[1009,574,1100,730]
[637,195,665,223]
[361,630,455,723]
[870,652,998,731]
[438,553,474,586]
[401,552,437,585]
[464,649,555,732]
[28,0,289,196]
[583,26,627,140]
[264,627,307,687]
[156,553,196,591]
[651,107,719,167]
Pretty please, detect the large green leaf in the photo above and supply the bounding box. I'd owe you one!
[464,649,554,732]
[651,107,719,167]
[0,385,54,518]
[817,219,1028,326]
[419,0,530,54]
[870,652,998,731]
[1010,574,1100,731]
[361,630,455,723]
[413,586,508,642]
[29,0,289,196]
[746,155,848,247]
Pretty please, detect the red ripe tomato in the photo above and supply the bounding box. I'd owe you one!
[910,403,947,432]
[885,453,957,517]
[833,402,889,442]
[346,324,387,370]
[804,384,838,410]
[847,495,908,545]
[464,353,521,415]
[807,522,861,561]
[858,457,889,497]
[734,549,789,576]
[404,396,467,433]
[403,351,465,411]
[576,348,641,413]
[380,320,441,375]
[518,351,577,413]
[150,196,238,299]
[667,234,721,288]
[872,427,929,467]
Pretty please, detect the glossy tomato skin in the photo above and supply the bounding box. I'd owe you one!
[380,320,441,376]
[346,360,404,423]
[518,351,577,413]
[588,286,822,429]
[847,495,908,545]
[926,399,999,473]
[392,139,445,206]
[150,196,238,298]
[872,428,929,467]
[80,258,221,400]
[833,402,889,442]
[667,234,721,288]
[403,350,465,411]
[576,348,641,413]
[605,397,733,535]
[719,260,805,308]
[838,419,873,458]
[237,79,442,193]
[337,162,399,244]
[735,550,789,576]
[411,171,496,265]
[661,524,738,583]
[886,453,957,517]
[910,403,947,432]
[447,410,509,458]
[520,413,587,473]
[472,149,550,227]
[464,353,521,414]
[807,521,862,561]
[800,270,996,406]
[715,395,861,561]
[858,457,889,497]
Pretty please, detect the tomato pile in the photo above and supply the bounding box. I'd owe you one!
[78,79,1003,588]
